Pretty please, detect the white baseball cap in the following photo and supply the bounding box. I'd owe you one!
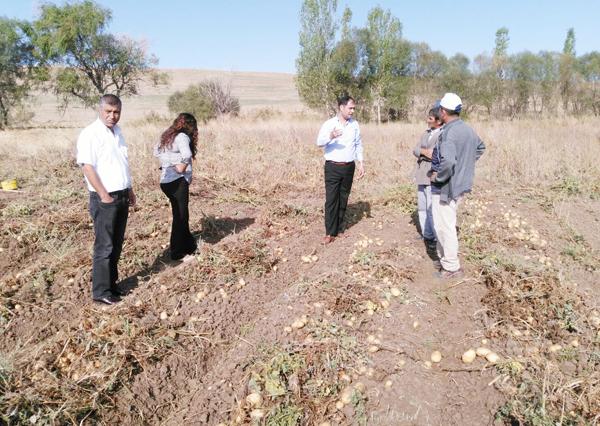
[440,93,462,112]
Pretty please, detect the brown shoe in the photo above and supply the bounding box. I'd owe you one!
[322,235,335,245]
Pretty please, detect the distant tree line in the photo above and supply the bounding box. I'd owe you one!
[296,0,600,122]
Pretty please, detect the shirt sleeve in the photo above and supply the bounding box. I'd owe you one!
[76,129,95,167]
[354,123,363,162]
[175,133,193,164]
[316,121,332,147]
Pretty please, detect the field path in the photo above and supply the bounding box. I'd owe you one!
[106,199,503,425]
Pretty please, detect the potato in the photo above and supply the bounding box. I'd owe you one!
[340,387,353,404]
[548,344,562,353]
[354,382,366,393]
[246,392,262,407]
[430,351,442,363]
[462,349,476,363]
[476,347,491,357]
[485,352,500,363]
[250,409,265,420]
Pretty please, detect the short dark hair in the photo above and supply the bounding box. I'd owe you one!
[99,94,122,108]
[441,106,459,116]
[337,95,355,107]
[429,107,442,121]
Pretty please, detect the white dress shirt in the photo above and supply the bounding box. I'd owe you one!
[76,118,132,192]
[316,116,363,162]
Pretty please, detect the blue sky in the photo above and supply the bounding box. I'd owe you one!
[2,0,598,73]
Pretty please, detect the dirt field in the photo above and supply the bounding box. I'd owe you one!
[1,71,599,425]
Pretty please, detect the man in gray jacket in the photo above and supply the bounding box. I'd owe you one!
[429,93,485,278]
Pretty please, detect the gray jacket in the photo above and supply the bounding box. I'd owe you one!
[432,119,485,202]
[413,127,441,185]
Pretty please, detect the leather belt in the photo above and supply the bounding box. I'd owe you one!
[326,160,353,165]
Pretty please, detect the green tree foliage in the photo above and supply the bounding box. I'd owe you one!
[576,52,600,115]
[559,28,577,112]
[296,0,338,113]
[356,7,411,123]
[440,54,475,113]
[537,51,559,113]
[506,51,539,116]
[167,81,240,123]
[31,0,162,108]
[295,8,600,120]
[0,18,42,129]
[493,27,510,79]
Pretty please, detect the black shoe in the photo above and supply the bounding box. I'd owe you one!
[111,287,127,297]
[93,295,120,305]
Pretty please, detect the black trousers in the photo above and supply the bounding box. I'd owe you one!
[160,177,197,260]
[88,190,129,299]
[324,161,355,236]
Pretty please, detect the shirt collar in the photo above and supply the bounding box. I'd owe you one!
[95,118,121,135]
[336,116,354,126]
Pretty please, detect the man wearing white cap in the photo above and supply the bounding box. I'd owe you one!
[429,93,485,278]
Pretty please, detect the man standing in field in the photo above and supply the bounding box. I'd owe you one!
[76,94,136,304]
[429,92,485,278]
[316,95,365,244]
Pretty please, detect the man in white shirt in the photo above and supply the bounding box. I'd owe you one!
[316,95,365,244]
[76,94,136,305]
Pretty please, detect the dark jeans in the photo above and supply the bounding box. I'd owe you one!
[88,190,129,299]
[324,161,355,236]
[160,177,197,260]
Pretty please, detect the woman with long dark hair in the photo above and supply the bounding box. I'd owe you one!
[154,113,198,260]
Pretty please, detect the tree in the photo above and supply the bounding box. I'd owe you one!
[168,81,240,123]
[493,27,510,80]
[409,42,447,80]
[559,28,576,112]
[168,85,215,123]
[506,51,539,116]
[0,18,43,129]
[196,80,240,117]
[577,51,600,116]
[296,0,338,113]
[538,51,559,113]
[356,7,411,123]
[31,0,162,108]
[441,54,475,115]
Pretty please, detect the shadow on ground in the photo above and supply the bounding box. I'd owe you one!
[344,201,372,231]
[118,246,178,295]
[200,216,255,244]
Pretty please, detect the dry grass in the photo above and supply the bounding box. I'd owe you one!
[2,116,600,202]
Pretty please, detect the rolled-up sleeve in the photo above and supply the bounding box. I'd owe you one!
[175,133,192,164]
[76,130,95,167]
